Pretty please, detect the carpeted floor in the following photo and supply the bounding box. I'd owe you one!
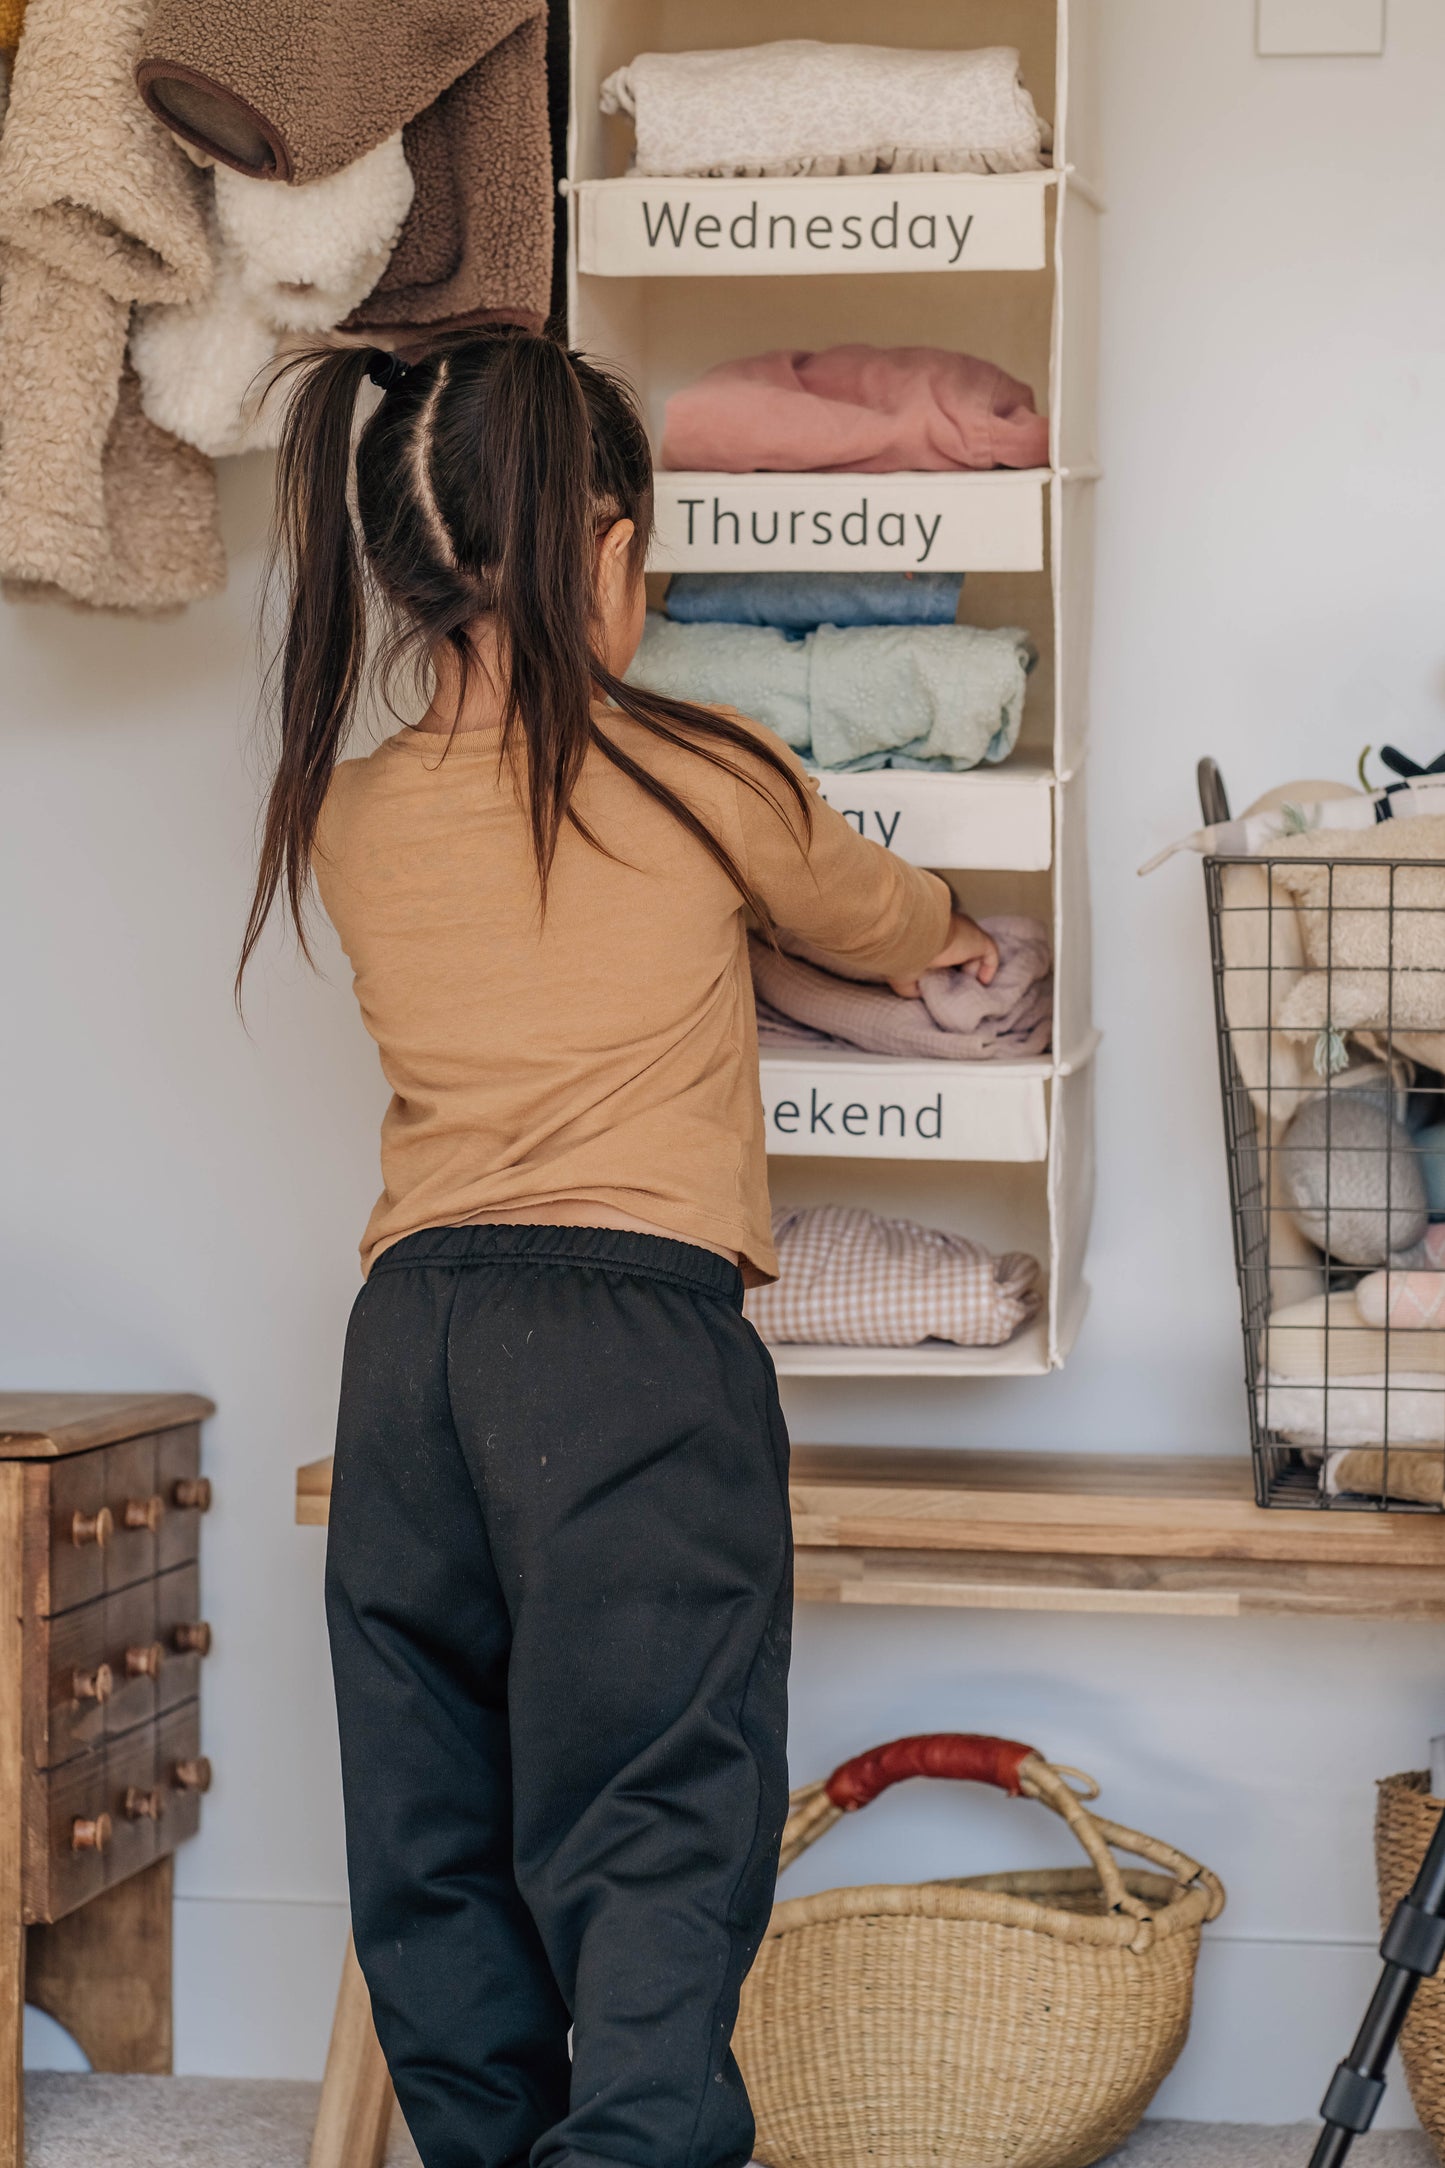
[18,2076,1437,2168]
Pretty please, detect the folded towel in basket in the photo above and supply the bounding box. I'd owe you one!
[600,41,1050,179]
[744,1205,1041,1348]
[626,614,1031,772]
[1323,1446,1445,1506]
[1256,1289,1445,1457]
[751,920,1053,1062]
[664,570,964,631]
[1261,1291,1445,1383]
[661,345,1050,475]
[1259,1377,1445,1450]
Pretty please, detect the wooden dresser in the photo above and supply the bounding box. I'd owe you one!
[0,1391,214,2167]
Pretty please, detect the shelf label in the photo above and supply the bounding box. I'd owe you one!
[813,772,1053,871]
[651,475,1045,573]
[577,175,1048,278]
[761,1064,1048,1161]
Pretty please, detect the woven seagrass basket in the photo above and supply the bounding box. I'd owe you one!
[733,1733,1226,2168]
[1376,1772,1445,2157]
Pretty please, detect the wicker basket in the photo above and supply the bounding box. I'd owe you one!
[734,1733,1226,2168]
[1376,1772,1445,2156]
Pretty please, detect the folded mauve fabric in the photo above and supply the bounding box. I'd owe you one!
[600,42,1050,180]
[661,345,1050,474]
[627,613,1031,772]
[750,917,1053,1062]
[665,570,964,630]
[745,1205,1041,1348]
[136,0,552,333]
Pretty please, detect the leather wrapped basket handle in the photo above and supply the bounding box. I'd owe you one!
[779,1731,1156,1928]
[826,1732,1036,1809]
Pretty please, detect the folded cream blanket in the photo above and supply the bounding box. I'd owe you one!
[1256,1290,1445,1450]
[1262,1291,1445,1384]
[745,1205,1041,1348]
[600,41,1051,180]
[663,345,1049,475]
[751,918,1053,1062]
[0,0,222,607]
[626,614,1031,771]
[132,136,413,457]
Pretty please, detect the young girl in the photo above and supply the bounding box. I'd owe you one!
[243,326,997,2168]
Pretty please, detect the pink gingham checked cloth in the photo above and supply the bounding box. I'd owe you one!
[745,1205,1041,1347]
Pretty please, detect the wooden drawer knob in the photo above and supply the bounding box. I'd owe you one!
[172,1478,212,1513]
[172,1757,212,1795]
[124,1642,164,1680]
[69,1506,113,1550]
[71,1664,113,1705]
[121,1494,164,1533]
[171,1621,212,1657]
[71,1813,111,1853]
[123,1787,165,1822]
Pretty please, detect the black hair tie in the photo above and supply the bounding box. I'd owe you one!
[366,350,412,392]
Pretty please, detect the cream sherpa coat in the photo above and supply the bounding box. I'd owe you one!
[132,134,413,458]
[0,0,223,609]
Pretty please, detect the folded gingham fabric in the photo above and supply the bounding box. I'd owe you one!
[745,1205,1041,1347]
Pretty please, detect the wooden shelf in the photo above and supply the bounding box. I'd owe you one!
[298,1445,1445,1616]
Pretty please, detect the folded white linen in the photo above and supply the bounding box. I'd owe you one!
[601,41,1050,180]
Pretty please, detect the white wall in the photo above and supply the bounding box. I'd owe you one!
[5,0,1445,2119]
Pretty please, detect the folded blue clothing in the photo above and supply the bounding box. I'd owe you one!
[625,613,1033,771]
[663,570,964,631]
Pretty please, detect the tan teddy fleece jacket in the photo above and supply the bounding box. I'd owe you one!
[314,711,952,1284]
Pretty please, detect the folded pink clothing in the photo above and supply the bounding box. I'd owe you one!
[750,915,1053,1061]
[661,345,1050,474]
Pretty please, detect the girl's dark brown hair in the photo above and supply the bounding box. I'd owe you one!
[239,325,810,986]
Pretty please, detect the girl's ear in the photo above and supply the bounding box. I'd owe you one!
[597,516,636,585]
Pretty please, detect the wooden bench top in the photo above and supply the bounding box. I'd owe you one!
[297,1446,1445,1619]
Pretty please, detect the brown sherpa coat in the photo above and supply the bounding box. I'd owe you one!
[137,0,552,332]
[0,0,224,608]
[0,248,224,610]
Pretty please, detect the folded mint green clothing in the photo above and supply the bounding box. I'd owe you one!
[664,570,963,630]
[626,613,1032,771]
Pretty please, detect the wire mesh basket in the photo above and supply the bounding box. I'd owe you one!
[1201,759,1445,1511]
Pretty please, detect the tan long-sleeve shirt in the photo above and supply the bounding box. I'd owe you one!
[314,710,952,1282]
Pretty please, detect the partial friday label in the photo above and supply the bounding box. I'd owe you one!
[651,475,1045,573]
[577,175,1048,277]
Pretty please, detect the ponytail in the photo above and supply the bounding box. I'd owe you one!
[240,328,811,990]
[239,345,372,988]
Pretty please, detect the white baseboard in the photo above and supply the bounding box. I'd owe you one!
[22,1901,1423,2130]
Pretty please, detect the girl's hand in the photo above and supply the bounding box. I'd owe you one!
[888,912,999,999]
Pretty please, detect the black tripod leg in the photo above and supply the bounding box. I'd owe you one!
[1310,1806,1445,2167]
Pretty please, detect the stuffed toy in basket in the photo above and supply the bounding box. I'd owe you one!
[734,1733,1226,2168]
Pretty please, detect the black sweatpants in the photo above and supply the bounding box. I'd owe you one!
[325,1225,793,2168]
